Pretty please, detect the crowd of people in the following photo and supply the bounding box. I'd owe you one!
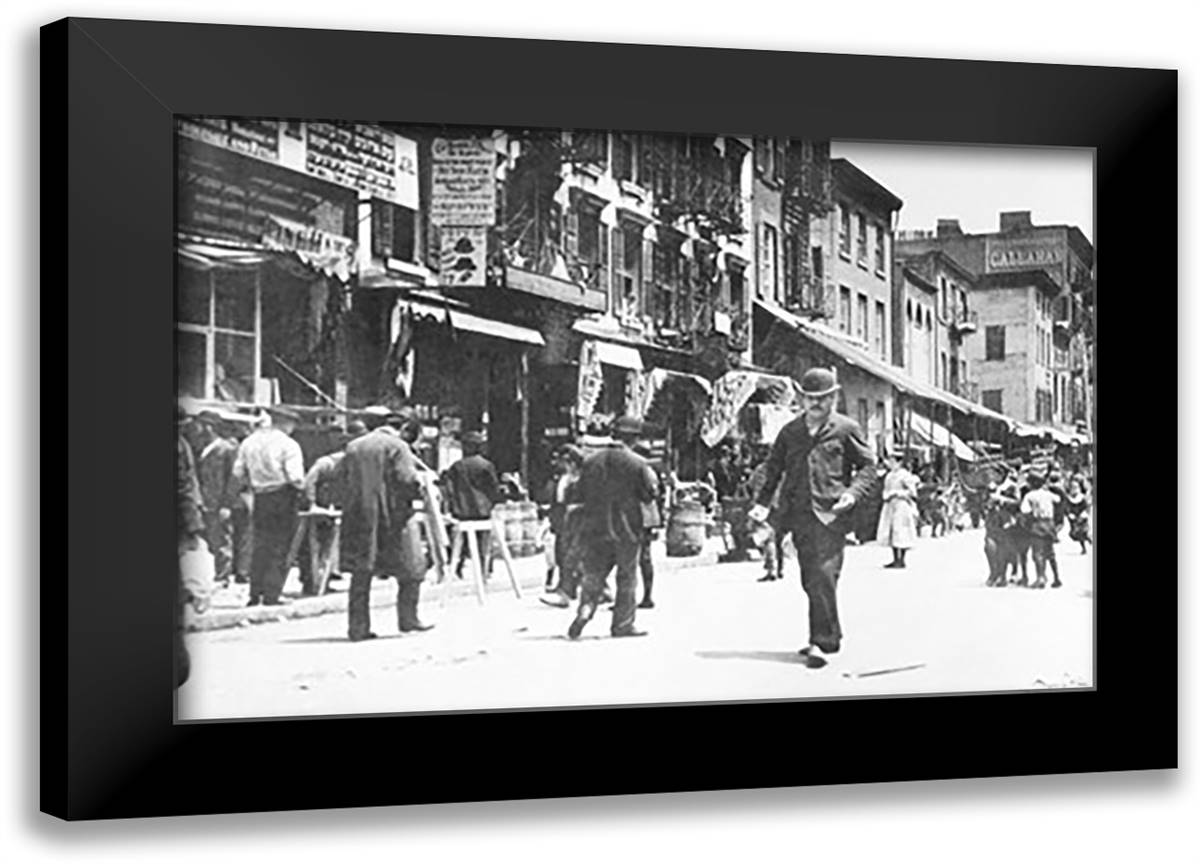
[175,364,1093,687]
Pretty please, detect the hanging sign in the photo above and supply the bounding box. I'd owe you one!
[576,340,604,421]
[430,138,497,226]
[438,226,489,286]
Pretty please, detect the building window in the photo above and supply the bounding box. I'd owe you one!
[651,240,681,329]
[839,207,851,257]
[856,293,868,342]
[759,223,779,302]
[940,352,948,389]
[783,235,797,306]
[857,398,869,434]
[839,286,852,333]
[572,130,608,168]
[728,265,746,315]
[874,401,886,453]
[856,213,868,265]
[874,225,885,272]
[985,325,1006,360]
[874,300,886,359]
[982,389,1003,413]
[613,134,637,183]
[177,262,260,402]
[371,202,416,263]
[811,246,824,289]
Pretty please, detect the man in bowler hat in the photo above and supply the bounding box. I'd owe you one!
[749,367,876,668]
[340,406,432,641]
[568,415,658,640]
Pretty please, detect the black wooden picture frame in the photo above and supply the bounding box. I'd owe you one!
[48,17,1177,820]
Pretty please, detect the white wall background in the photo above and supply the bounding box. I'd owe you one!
[3,1,1194,860]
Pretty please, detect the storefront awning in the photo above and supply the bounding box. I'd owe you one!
[177,234,354,283]
[448,310,545,347]
[1014,423,1077,445]
[909,412,976,461]
[593,340,644,371]
[755,300,1014,428]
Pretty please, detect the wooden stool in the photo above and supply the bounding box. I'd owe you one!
[285,508,342,596]
[443,516,520,605]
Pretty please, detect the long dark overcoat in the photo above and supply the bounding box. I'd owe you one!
[338,427,424,579]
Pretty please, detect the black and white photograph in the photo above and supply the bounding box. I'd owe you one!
[174,121,1096,721]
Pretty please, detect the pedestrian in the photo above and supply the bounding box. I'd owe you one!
[441,430,502,578]
[566,416,658,640]
[747,446,785,582]
[176,412,207,690]
[340,406,432,641]
[540,445,585,607]
[232,406,306,607]
[748,367,876,669]
[634,440,663,610]
[1064,477,1092,554]
[983,474,1022,587]
[876,455,919,569]
[1020,472,1062,589]
[194,411,240,586]
[299,435,350,594]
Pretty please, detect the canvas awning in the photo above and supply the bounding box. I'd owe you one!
[177,234,355,283]
[593,340,644,370]
[755,300,1013,427]
[448,310,545,347]
[909,412,977,461]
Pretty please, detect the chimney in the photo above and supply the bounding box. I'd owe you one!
[999,210,1033,233]
[936,219,962,238]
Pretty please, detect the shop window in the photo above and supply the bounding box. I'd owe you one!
[985,325,1005,360]
[176,261,260,403]
[982,389,1003,413]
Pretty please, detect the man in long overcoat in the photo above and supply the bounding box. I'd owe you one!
[568,416,657,640]
[340,407,431,641]
[749,367,876,668]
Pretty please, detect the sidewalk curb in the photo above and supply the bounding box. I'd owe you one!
[187,540,724,633]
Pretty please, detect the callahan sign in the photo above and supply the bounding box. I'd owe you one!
[985,238,1065,272]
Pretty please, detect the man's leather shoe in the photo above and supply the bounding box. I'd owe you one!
[246,597,261,607]
[804,645,828,669]
[611,627,648,638]
[637,599,655,609]
[567,617,587,640]
[399,621,434,633]
[348,632,378,642]
[540,591,571,609]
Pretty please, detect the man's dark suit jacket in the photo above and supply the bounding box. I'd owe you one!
[754,412,877,530]
[441,454,501,520]
[578,443,656,544]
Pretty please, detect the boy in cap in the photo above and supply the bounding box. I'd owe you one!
[441,430,502,578]
[749,367,876,668]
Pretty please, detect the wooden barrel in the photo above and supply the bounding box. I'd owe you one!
[666,500,708,557]
[514,500,541,558]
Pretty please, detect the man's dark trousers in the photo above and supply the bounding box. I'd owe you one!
[578,537,640,633]
[249,488,298,603]
[791,509,846,653]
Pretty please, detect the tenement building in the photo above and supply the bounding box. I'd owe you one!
[896,210,1094,437]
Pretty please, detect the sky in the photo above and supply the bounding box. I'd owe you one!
[831,141,1094,243]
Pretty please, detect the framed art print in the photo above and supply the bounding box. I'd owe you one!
[49,18,1177,820]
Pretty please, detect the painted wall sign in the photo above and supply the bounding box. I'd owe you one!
[177,118,419,209]
[985,238,1065,272]
[430,138,497,226]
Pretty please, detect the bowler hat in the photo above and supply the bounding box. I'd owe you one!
[612,415,643,436]
[799,367,839,397]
